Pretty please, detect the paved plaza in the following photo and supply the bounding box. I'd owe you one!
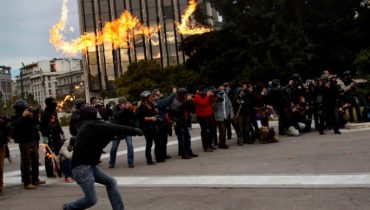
[1,124,370,210]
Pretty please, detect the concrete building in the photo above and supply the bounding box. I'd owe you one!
[0,65,13,103]
[77,0,220,98]
[15,58,84,109]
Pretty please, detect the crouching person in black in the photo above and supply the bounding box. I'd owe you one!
[63,106,143,210]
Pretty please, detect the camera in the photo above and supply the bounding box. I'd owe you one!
[154,114,164,122]
[211,88,224,102]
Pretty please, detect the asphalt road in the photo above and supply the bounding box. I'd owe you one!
[2,124,370,210]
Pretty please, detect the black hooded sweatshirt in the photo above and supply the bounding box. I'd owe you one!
[71,120,140,168]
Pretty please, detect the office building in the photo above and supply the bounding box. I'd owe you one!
[77,0,220,98]
[0,65,13,103]
[15,58,84,109]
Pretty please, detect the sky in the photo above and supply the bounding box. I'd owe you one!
[0,0,80,78]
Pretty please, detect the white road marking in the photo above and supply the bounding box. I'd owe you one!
[5,174,370,189]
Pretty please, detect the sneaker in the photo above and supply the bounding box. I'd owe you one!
[334,130,341,134]
[65,177,74,183]
[129,164,135,168]
[108,165,115,168]
[24,184,37,190]
[147,161,156,165]
[165,155,172,159]
[156,159,166,163]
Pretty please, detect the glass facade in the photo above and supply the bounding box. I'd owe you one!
[77,0,215,95]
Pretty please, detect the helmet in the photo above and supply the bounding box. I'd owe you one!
[177,88,188,96]
[74,98,86,110]
[271,79,281,88]
[13,99,28,114]
[140,90,152,99]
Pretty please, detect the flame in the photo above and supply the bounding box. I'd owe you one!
[176,0,213,35]
[50,0,158,54]
[57,94,75,111]
[41,144,54,159]
[50,0,211,54]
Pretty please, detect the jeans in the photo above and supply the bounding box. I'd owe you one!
[174,125,193,157]
[216,121,227,146]
[143,129,162,163]
[61,159,72,177]
[66,165,124,210]
[197,117,213,150]
[109,136,134,166]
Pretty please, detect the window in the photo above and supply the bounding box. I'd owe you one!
[163,5,174,19]
[83,1,94,15]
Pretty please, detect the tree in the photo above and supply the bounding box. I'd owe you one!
[181,0,370,84]
[183,0,316,84]
[115,60,200,100]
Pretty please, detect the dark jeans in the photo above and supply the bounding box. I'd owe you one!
[197,117,213,150]
[225,119,232,139]
[159,125,170,159]
[19,142,40,186]
[174,125,193,157]
[237,115,252,144]
[143,129,162,163]
[216,121,227,146]
[61,159,72,177]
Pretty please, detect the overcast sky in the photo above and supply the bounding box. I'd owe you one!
[0,0,80,78]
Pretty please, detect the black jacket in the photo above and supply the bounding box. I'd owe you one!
[71,120,139,168]
[40,109,64,138]
[11,114,39,143]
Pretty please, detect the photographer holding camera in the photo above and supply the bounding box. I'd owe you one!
[109,96,137,168]
[340,71,362,123]
[193,86,215,152]
[11,99,45,189]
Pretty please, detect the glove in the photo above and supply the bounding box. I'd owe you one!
[42,136,48,144]
[134,128,144,136]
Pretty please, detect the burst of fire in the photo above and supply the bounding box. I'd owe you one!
[50,0,158,54]
[57,94,75,112]
[176,0,213,35]
[50,0,211,54]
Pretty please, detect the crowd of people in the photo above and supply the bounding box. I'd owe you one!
[0,69,369,209]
